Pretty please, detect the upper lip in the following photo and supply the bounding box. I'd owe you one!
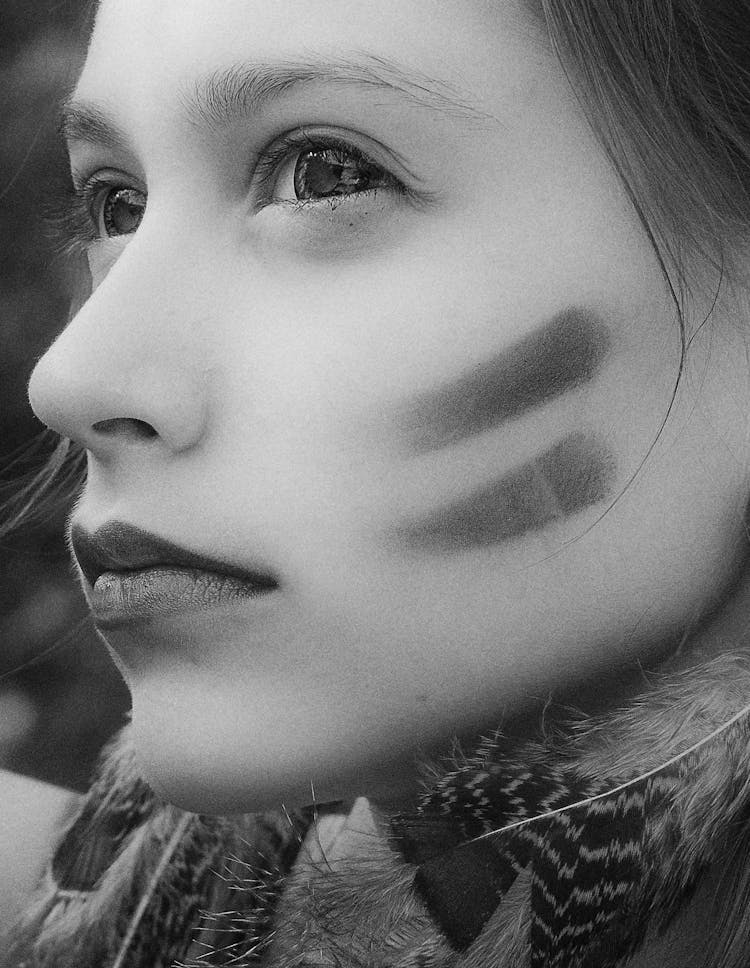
[69,520,279,590]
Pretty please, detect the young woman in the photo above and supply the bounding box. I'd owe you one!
[4,0,750,964]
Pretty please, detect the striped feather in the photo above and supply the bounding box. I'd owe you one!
[390,654,750,967]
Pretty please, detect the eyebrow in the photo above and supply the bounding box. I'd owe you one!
[394,432,615,552]
[400,308,611,453]
[58,100,130,152]
[186,56,491,129]
[58,53,490,149]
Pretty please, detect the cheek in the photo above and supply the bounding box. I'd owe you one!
[213,244,675,536]
[208,157,682,593]
[87,240,128,290]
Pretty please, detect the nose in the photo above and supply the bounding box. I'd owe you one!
[28,241,211,459]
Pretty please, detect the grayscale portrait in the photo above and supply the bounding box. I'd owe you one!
[1,2,750,966]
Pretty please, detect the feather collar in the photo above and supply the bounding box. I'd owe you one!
[5,651,750,968]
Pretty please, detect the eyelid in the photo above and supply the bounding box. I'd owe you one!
[72,166,146,196]
[79,171,147,239]
[44,166,146,260]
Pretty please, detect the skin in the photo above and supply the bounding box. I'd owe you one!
[27,0,750,814]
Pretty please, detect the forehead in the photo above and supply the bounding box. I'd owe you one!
[78,0,545,116]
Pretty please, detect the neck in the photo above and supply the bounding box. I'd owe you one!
[666,550,750,671]
[371,547,750,815]
[545,545,750,724]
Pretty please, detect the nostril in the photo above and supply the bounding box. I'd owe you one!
[92,418,159,441]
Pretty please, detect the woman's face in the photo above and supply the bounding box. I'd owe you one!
[29,0,750,811]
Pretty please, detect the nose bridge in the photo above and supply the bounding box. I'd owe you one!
[29,231,214,455]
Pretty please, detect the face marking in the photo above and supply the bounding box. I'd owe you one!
[401,308,610,453]
[394,433,615,551]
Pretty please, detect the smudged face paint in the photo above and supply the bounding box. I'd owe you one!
[402,309,610,453]
[37,0,750,814]
[395,434,615,551]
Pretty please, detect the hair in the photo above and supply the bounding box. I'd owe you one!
[540,0,750,286]
[7,0,750,529]
[536,0,750,522]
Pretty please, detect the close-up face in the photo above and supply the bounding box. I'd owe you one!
[27,0,750,813]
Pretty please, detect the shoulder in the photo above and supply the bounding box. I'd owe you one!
[0,769,81,924]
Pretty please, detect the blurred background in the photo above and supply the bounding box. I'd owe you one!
[0,0,130,791]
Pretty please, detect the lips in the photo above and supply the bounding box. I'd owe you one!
[70,521,279,628]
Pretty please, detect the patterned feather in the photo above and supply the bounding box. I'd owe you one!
[389,653,750,967]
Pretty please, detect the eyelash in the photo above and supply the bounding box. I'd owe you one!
[46,132,408,256]
[46,177,111,258]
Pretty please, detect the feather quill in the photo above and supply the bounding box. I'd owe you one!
[110,812,194,968]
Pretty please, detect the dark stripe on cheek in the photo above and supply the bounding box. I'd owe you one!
[394,433,615,551]
[403,308,610,453]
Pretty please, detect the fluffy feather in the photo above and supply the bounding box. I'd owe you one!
[1,727,302,968]
[5,654,750,968]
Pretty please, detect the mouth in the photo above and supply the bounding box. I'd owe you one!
[70,521,279,629]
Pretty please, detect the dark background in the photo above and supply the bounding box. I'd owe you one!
[0,0,130,791]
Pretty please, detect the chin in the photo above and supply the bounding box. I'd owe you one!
[123,661,433,815]
[127,698,424,817]
[126,702,344,816]
[127,712,284,814]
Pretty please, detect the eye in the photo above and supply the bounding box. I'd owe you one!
[47,175,148,258]
[271,141,399,203]
[96,185,147,237]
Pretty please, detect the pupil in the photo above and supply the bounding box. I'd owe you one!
[296,153,344,198]
[105,189,144,236]
[294,150,370,200]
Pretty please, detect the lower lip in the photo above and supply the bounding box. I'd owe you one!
[88,567,276,629]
